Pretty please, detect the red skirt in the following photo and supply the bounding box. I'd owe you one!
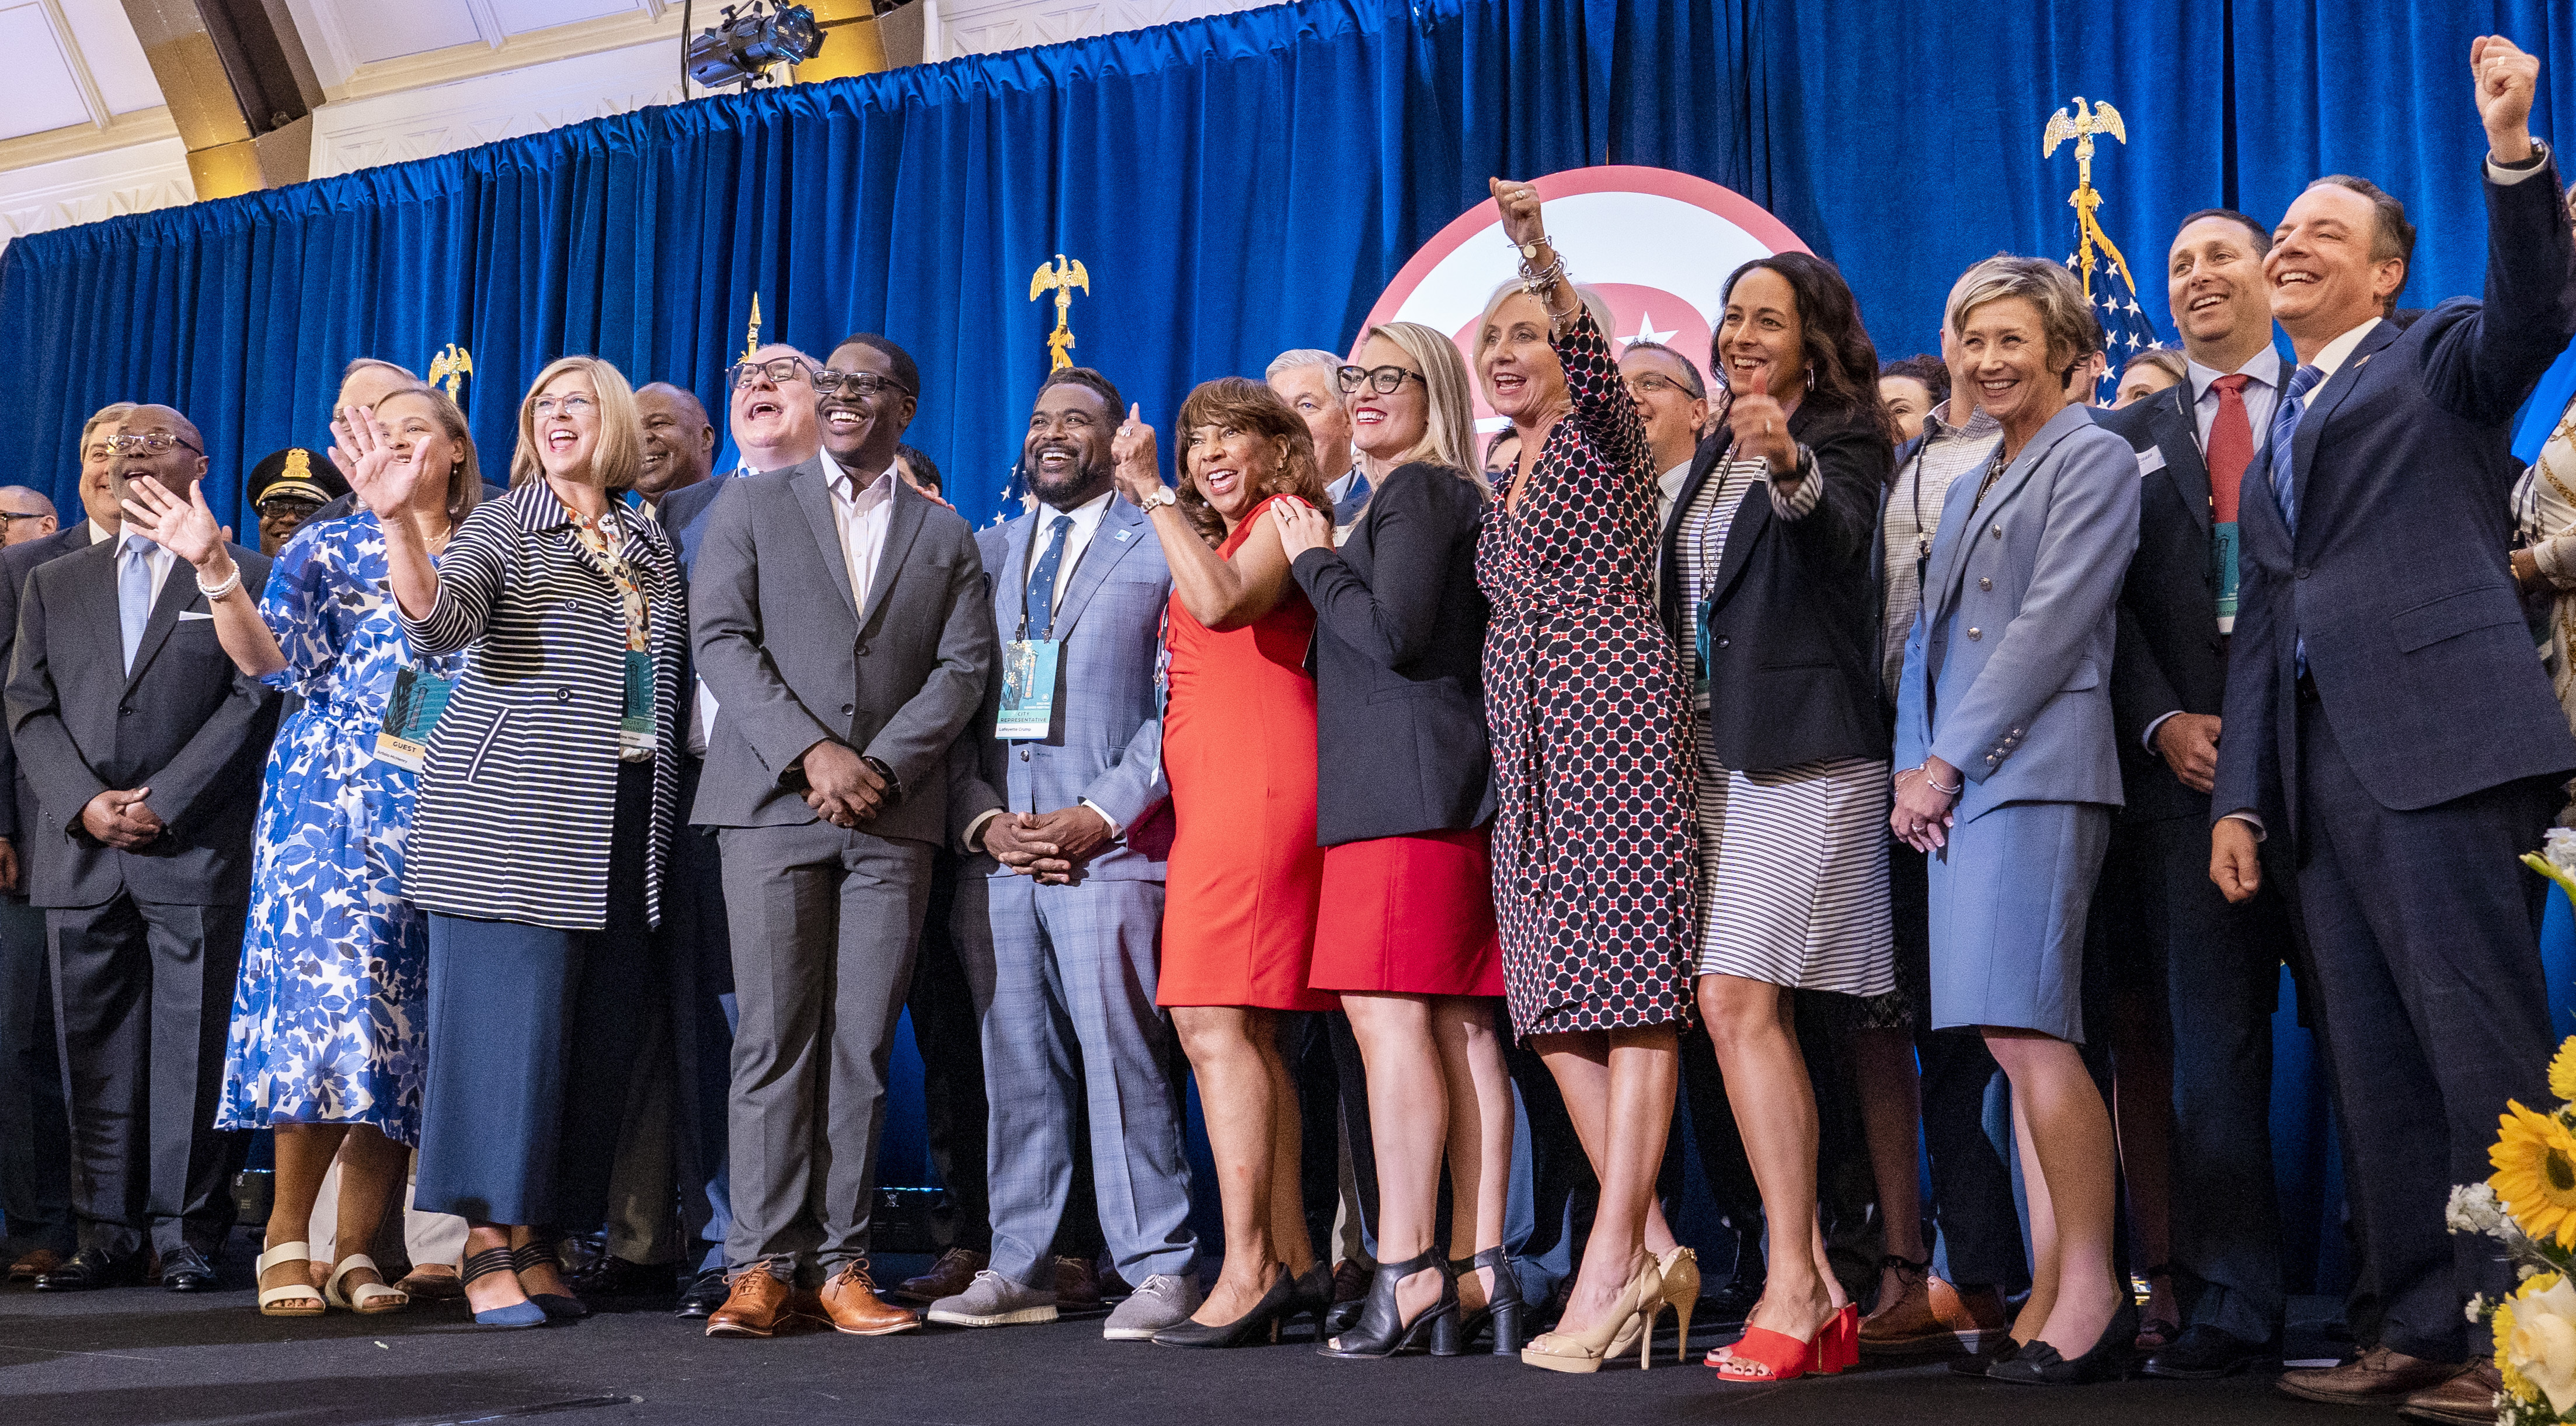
[1308,827,1505,997]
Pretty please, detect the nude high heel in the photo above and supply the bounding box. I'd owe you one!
[1657,1246,1700,1365]
[1520,1257,1663,1374]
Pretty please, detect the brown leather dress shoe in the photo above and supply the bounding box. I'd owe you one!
[2278,1345,2467,1406]
[1054,1255,1102,1310]
[8,1248,64,1284]
[2400,1361,2504,1425]
[894,1247,986,1304]
[706,1270,801,1338]
[1861,1272,2009,1356]
[396,1263,466,1302]
[819,1261,919,1335]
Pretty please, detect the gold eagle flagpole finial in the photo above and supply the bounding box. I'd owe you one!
[1029,255,1090,371]
[2043,96,2135,298]
[742,294,765,363]
[427,343,474,403]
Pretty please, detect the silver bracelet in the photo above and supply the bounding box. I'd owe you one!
[195,564,241,601]
[1924,773,1964,797]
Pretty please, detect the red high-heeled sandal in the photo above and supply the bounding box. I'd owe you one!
[1822,1303,1860,1373]
[1709,1317,1830,1383]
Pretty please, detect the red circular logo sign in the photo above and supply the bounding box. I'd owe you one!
[1363,166,1815,426]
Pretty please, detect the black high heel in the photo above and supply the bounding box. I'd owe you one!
[1319,1250,1456,1359]
[1287,1262,1335,1333]
[511,1240,590,1320]
[1443,1247,1528,1356]
[1152,1265,1298,1348]
[1989,1299,2140,1385]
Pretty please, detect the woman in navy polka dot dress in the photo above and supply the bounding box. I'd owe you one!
[1473,179,1698,1372]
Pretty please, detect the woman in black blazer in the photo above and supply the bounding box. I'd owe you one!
[1675,254,1898,1382]
[1272,320,1519,1361]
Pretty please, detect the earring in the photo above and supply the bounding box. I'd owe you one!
[1805,367,1816,391]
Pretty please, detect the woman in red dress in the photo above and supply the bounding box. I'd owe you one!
[1477,179,1699,1373]
[1109,378,1336,1348]
[1273,321,1518,1361]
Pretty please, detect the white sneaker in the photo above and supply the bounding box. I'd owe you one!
[1103,1273,1202,1341]
[926,1269,1059,1327]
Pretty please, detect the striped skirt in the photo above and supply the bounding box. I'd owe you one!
[1691,743,1895,996]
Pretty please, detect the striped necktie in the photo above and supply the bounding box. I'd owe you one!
[2266,363,2325,537]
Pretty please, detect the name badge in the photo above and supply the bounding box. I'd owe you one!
[620,649,658,757]
[997,639,1062,740]
[374,666,455,772]
[2135,445,2167,478]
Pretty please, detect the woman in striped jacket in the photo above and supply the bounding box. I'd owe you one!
[370,355,688,1328]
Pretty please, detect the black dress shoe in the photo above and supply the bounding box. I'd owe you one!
[2144,1324,2275,1380]
[579,1255,680,1298]
[35,1248,147,1292]
[160,1245,217,1292]
[1953,1337,2024,1376]
[1990,1301,2141,1385]
[677,1267,730,1319]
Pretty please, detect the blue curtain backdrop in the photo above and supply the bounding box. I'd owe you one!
[7,0,2576,1289]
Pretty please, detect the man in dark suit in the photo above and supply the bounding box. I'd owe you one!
[2210,37,2576,1419]
[0,402,129,1282]
[2094,209,2302,1380]
[591,350,823,1317]
[691,333,995,1338]
[6,404,279,1292]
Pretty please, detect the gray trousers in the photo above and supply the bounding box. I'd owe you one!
[720,821,931,1285]
[951,872,1195,1288]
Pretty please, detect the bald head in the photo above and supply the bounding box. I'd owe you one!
[0,485,57,546]
[636,381,716,498]
[109,404,207,516]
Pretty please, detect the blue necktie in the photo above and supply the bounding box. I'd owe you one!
[2266,363,2324,538]
[1025,514,1074,640]
[119,533,157,674]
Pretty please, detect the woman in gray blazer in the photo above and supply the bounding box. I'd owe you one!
[374,356,687,1328]
[1892,258,2140,1385]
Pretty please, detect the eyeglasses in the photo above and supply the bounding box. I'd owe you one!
[1336,364,1426,395]
[729,357,813,389]
[0,510,47,526]
[106,432,203,455]
[531,394,594,420]
[1623,374,1694,399]
[815,369,914,399]
[256,497,323,518]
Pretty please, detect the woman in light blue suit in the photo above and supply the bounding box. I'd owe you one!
[1892,256,2140,1386]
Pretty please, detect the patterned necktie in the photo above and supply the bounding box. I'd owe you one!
[2267,363,2325,537]
[119,533,157,673]
[2205,374,2254,522]
[1025,513,1074,640]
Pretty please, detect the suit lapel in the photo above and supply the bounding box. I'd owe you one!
[2148,384,2213,537]
[859,484,928,635]
[121,551,199,689]
[1050,500,1146,638]
[789,460,860,620]
[2289,320,2396,532]
[994,509,1035,637]
[1928,406,2088,617]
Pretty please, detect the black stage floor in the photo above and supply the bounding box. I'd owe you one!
[0,1241,2366,1426]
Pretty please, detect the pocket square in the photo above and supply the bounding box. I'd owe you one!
[179,610,215,621]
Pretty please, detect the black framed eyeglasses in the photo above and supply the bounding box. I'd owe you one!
[0,510,47,526]
[256,496,323,518]
[814,368,914,399]
[1336,364,1426,395]
[106,432,202,455]
[729,357,814,389]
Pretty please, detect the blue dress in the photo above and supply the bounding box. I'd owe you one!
[215,514,457,1143]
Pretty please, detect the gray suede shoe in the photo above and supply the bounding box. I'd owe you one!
[1103,1273,1203,1341]
[927,1270,1059,1327]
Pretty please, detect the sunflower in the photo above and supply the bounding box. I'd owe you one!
[2554,1038,2576,1106]
[2494,1101,2576,1248]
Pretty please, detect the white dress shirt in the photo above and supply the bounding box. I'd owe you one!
[1650,460,1691,605]
[821,453,900,619]
[2185,344,2285,455]
[86,518,114,545]
[119,531,176,608]
[1023,488,1116,622]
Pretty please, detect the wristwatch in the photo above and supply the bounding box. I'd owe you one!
[1136,484,1178,512]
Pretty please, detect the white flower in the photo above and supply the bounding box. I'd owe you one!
[2509,1277,2576,1415]
[2546,827,2576,874]
[2456,1183,2512,1234]
[2525,1263,2544,1281]
[2473,1293,2493,1323]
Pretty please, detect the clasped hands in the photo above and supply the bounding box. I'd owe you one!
[799,740,887,829]
[82,787,163,851]
[983,805,1113,884]
[1889,759,1959,853]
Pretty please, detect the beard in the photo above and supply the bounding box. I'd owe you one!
[1026,449,1111,507]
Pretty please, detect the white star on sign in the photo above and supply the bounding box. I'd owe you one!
[1623,309,1676,350]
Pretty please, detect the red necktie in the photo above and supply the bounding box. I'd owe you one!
[2206,374,2253,522]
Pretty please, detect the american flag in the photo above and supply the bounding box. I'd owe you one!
[988,457,1029,528]
[2067,246,2167,404]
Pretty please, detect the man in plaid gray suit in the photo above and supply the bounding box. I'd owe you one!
[934,367,1200,1338]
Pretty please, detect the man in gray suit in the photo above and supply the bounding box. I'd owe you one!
[6,404,280,1292]
[690,333,995,1338]
[929,367,1200,1338]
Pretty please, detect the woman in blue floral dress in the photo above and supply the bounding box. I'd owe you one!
[123,387,479,1317]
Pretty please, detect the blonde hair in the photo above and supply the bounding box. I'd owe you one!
[1944,256,2097,375]
[80,401,136,449]
[1357,321,1487,496]
[376,384,485,524]
[1474,280,1616,355]
[512,355,642,492]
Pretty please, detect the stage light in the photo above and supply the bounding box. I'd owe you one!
[683,2,825,92]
